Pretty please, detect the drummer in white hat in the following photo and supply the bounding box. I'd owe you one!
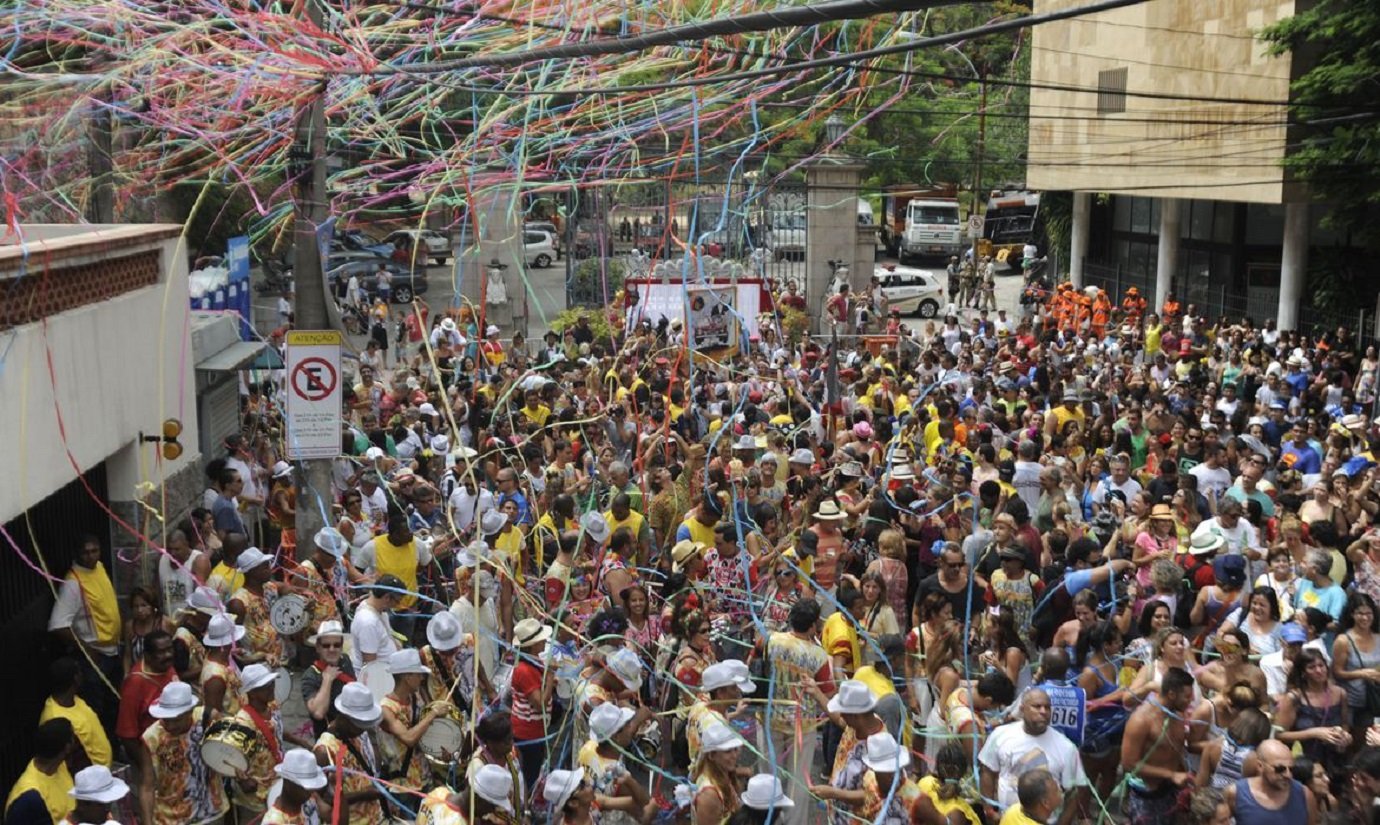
[741,774,794,812]
[686,660,756,765]
[226,546,284,666]
[809,730,914,815]
[420,610,486,716]
[581,703,655,817]
[172,584,222,680]
[136,681,226,825]
[68,765,130,824]
[377,649,452,787]
[231,663,295,817]
[544,767,596,824]
[201,613,247,717]
[314,683,385,823]
[262,748,327,824]
[290,526,362,627]
[415,762,514,821]
[302,620,352,737]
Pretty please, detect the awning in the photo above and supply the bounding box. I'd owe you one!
[196,341,268,372]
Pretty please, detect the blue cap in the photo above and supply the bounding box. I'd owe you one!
[1280,622,1307,644]
[1270,400,1288,411]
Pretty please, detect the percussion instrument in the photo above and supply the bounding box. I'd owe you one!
[201,719,261,777]
[491,663,514,705]
[633,717,662,762]
[360,660,395,703]
[419,715,464,762]
[274,668,292,705]
[269,593,311,635]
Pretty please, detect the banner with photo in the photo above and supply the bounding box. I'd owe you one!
[685,283,737,350]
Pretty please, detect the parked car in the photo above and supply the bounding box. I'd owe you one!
[381,229,450,264]
[328,258,429,303]
[874,264,944,318]
[333,230,392,258]
[524,230,556,268]
[524,222,561,258]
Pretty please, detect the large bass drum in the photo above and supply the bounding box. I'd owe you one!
[201,719,261,777]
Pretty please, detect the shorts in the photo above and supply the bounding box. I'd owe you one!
[1123,780,1185,825]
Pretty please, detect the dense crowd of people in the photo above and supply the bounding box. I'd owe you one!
[13,273,1380,825]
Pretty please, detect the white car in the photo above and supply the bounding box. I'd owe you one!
[874,265,944,318]
[524,230,556,268]
[382,229,450,264]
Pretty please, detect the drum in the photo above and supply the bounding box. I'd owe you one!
[632,717,662,762]
[491,663,514,705]
[419,715,464,762]
[274,668,292,705]
[201,719,260,777]
[360,660,394,703]
[269,593,311,636]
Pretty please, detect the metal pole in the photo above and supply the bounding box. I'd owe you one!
[292,0,333,545]
[970,72,987,269]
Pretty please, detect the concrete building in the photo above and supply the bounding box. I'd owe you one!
[1026,0,1361,330]
[0,224,231,787]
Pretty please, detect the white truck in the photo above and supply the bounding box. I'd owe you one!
[900,198,962,264]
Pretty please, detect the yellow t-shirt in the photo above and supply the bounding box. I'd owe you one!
[605,509,647,544]
[852,665,896,700]
[821,612,861,675]
[208,561,244,602]
[39,696,112,766]
[520,404,551,427]
[4,760,73,824]
[493,527,525,585]
[679,516,717,547]
[1144,324,1162,357]
[999,804,1045,825]
[917,775,981,825]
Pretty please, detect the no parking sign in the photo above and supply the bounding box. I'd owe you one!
[285,330,342,459]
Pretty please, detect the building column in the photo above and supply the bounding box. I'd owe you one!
[1278,201,1308,331]
[804,159,863,333]
[1069,191,1090,288]
[1154,198,1182,312]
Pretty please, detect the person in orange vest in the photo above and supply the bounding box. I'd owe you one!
[1050,283,1071,330]
[1073,289,1094,332]
[1162,292,1182,327]
[1121,287,1146,324]
[1091,289,1112,336]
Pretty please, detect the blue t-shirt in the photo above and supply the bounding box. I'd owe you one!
[1033,680,1086,747]
[1294,579,1347,621]
[1280,442,1321,475]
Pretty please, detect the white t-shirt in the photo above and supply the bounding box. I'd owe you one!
[1190,464,1232,500]
[447,486,495,534]
[225,456,264,505]
[1013,461,1043,512]
[1092,477,1142,509]
[978,722,1088,814]
[359,486,389,530]
[350,601,397,669]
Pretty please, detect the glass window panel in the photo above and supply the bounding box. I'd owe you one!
[1131,198,1152,234]
[1114,197,1131,233]
[1213,204,1234,244]
[1190,201,1213,241]
[1245,204,1286,245]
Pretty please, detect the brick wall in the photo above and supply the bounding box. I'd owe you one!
[0,249,160,331]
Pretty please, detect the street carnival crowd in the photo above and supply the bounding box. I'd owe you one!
[19,259,1380,825]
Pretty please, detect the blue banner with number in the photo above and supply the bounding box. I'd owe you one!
[1039,681,1086,746]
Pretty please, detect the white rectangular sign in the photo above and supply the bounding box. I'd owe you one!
[626,281,763,341]
[285,330,343,460]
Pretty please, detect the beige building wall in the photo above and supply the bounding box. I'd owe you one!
[1027,0,1301,203]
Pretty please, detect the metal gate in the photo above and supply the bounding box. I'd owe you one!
[0,464,110,792]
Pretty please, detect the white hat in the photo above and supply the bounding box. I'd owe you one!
[426,611,464,652]
[241,663,278,694]
[699,721,744,754]
[234,547,272,572]
[734,434,758,451]
[148,681,197,719]
[813,499,847,521]
[486,324,500,336]
[480,508,508,537]
[588,702,637,743]
[605,648,644,692]
[203,613,246,648]
[386,648,431,676]
[307,620,345,645]
[471,763,514,813]
[364,446,385,462]
[826,680,878,714]
[789,448,815,465]
[334,682,382,725]
[701,660,756,694]
[275,748,328,791]
[514,618,553,649]
[430,434,450,453]
[890,463,915,481]
[186,585,223,616]
[271,461,293,479]
[392,467,416,482]
[313,527,348,558]
[441,318,457,332]
[1287,353,1307,367]
[860,730,910,771]
[543,768,585,811]
[419,402,438,416]
[456,540,491,569]
[580,511,611,544]
[69,765,130,803]
[741,774,794,810]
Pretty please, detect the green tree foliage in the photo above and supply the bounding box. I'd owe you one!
[1261,0,1380,239]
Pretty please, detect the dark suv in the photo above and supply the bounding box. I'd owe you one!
[328,258,429,303]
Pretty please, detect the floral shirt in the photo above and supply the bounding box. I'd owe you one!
[231,705,282,811]
[141,711,227,824]
[379,694,431,789]
[765,631,832,733]
[294,558,344,626]
[861,772,922,825]
[199,659,242,717]
[316,731,382,825]
[175,626,207,686]
[578,740,639,825]
[232,584,284,664]
[828,735,869,825]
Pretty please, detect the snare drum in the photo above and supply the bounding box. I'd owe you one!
[269,593,311,636]
[359,660,394,703]
[419,715,464,762]
[201,719,261,777]
[633,717,662,762]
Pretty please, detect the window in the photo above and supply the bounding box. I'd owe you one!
[1098,67,1128,115]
